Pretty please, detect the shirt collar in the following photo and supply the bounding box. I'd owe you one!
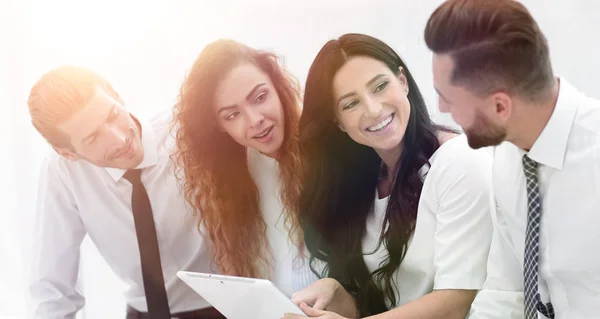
[526,77,580,170]
[104,115,159,181]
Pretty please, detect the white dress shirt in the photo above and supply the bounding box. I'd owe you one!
[30,111,212,318]
[469,78,600,319]
[247,148,319,297]
[362,134,493,308]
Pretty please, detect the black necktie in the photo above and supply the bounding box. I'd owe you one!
[124,169,171,319]
[522,155,554,319]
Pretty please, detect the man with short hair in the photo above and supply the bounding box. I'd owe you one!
[27,66,223,318]
[425,0,600,318]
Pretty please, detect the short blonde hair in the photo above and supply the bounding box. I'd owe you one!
[28,66,120,147]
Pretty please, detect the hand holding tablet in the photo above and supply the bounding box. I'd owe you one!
[177,271,306,319]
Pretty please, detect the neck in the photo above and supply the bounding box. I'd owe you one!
[374,143,403,199]
[264,151,278,159]
[508,78,560,151]
[258,147,279,160]
[376,143,403,178]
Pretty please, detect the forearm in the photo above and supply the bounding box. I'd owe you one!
[30,231,86,318]
[30,285,84,319]
[326,280,359,319]
[31,162,87,318]
[364,289,476,319]
[30,235,86,318]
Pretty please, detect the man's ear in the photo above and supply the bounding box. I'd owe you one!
[491,92,513,123]
[53,146,80,161]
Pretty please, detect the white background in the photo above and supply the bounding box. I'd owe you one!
[1,0,599,318]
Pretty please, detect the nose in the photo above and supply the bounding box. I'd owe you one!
[247,109,265,128]
[107,124,128,148]
[364,96,383,119]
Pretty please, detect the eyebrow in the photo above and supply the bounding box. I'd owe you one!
[82,104,117,143]
[336,74,386,106]
[435,87,451,103]
[217,83,267,114]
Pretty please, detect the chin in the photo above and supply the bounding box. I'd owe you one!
[258,146,279,158]
[135,149,146,163]
[466,134,500,149]
[259,142,283,158]
[133,154,144,166]
[372,137,403,152]
[465,128,507,149]
[119,152,144,169]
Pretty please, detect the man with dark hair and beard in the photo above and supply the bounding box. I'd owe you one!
[425,0,600,318]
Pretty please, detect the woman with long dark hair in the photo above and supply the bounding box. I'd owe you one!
[172,39,316,297]
[285,33,493,319]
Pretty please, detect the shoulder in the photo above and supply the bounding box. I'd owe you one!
[38,149,84,194]
[40,148,89,181]
[430,134,494,177]
[39,149,65,179]
[567,101,600,175]
[557,91,600,169]
[422,134,494,201]
[146,109,177,156]
[572,96,600,140]
[556,81,600,149]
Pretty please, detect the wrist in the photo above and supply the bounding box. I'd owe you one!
[325,279,359,318]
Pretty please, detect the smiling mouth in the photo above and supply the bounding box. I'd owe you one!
[366,113,394,132]
[254,126,273,138]
[114,140,133,158]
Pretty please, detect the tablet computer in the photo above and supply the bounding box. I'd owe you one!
[177,271,306,319]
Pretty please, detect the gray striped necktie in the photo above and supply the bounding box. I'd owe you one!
[522,155,554,319]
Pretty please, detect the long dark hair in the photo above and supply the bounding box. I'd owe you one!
[299,33,447,315]
[171,39,304,278]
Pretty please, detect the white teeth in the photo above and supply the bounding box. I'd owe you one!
[367,115,393,132]
[255,127,271,138]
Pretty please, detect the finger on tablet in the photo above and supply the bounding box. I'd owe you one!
[281,313,307,319]
[290,295,301,306]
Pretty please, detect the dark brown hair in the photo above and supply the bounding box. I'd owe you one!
[424,0,554,100]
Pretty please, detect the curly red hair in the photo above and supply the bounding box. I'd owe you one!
[171,39,303,278]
